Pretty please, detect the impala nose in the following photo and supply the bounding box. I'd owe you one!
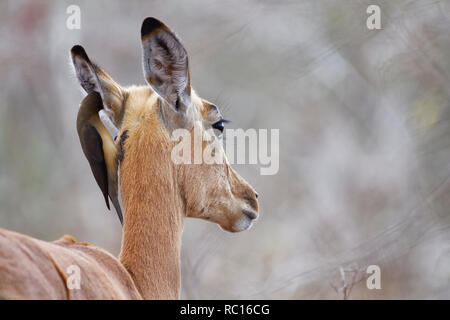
[243,189,259,212]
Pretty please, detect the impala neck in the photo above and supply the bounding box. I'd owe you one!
[118,129,184,299]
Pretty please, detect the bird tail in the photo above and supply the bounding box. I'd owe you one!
[103,193,111,210]
[110,197,123,225]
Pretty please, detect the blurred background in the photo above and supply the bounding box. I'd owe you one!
[1,0,450,299]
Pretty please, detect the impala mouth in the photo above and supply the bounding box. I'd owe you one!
[231,215,254,232]
[216,208,259,233]
[227,208,258,232]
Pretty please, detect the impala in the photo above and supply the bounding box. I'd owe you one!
[0,17,259,299]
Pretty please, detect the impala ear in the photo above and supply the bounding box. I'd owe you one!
[141,17,191,113]
[71,45,125,126]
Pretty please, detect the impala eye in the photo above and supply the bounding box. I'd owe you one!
[212,119,229,134]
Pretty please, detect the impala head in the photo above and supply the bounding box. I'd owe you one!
[71,17,258,232]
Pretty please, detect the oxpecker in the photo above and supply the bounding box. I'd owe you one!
[76,91,123,224]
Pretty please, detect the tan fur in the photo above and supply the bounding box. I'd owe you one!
[117,86,258,299]
[0,229,141,299]
[0,85,257,300]
[0,18,258,300]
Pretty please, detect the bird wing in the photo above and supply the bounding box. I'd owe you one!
[80,124,111,211]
